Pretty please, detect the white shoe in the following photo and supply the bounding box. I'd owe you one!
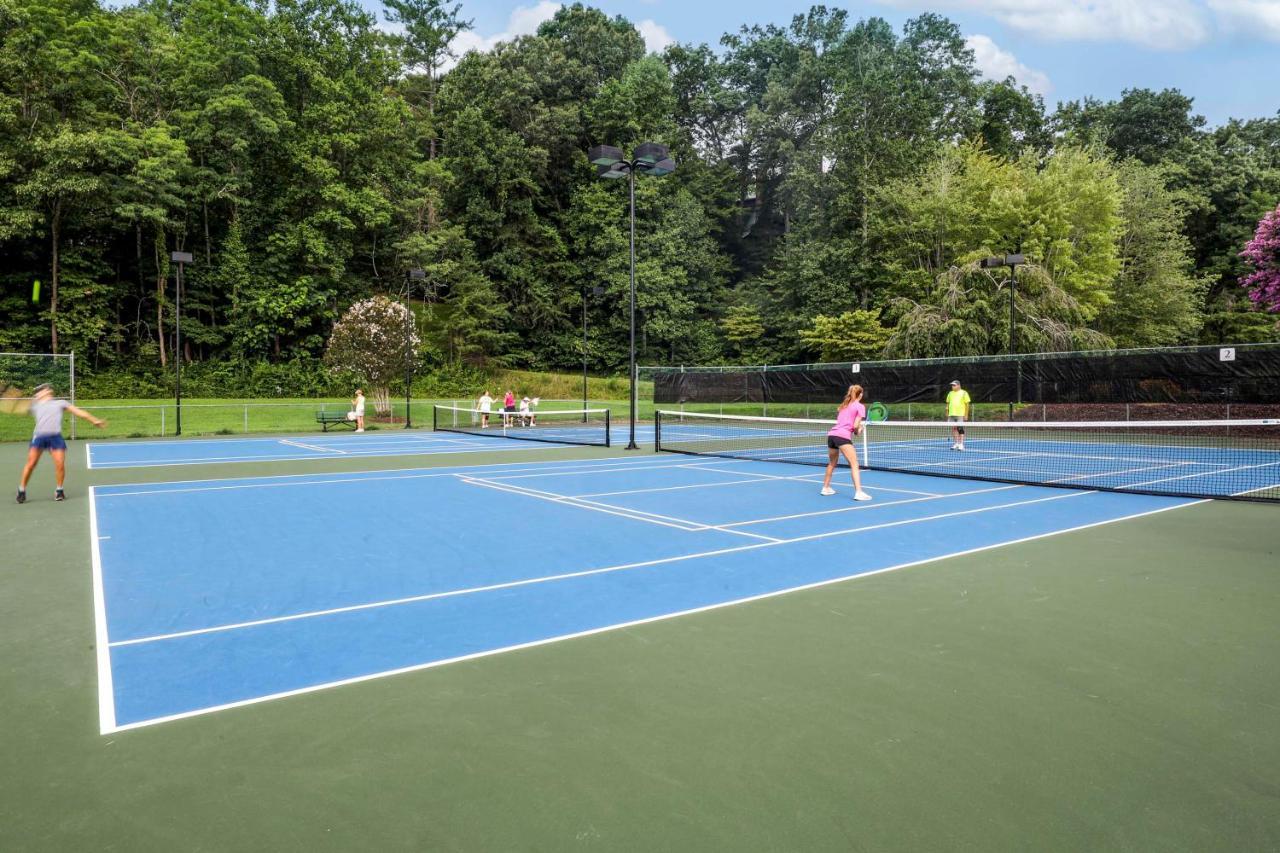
[355,428,364,433]
[950,443,959,450]
[820,487,836,496]
[854,491,873,502]
[955,445,964,451]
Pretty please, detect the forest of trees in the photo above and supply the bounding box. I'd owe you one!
[2,0,1278,388]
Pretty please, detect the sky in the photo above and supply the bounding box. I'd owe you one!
[364,0,1280,127]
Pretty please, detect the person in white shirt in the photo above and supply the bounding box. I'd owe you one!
[352,388,366,432]
[477,391,493,428]
[17,384,105,504]
[518,396,532,427]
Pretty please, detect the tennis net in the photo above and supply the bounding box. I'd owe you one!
[433,405,611,448]
[654,410,1280,502]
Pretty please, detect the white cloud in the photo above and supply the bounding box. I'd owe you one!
[438,4,676,70]
[879,0,1210,49]
[1208,0,1280,40]
[441,1,562,73]
[965,34,1052,96]
[637,20,675,54]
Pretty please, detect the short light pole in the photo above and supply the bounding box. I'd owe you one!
[582,284,604,419]
[404,268,425,428]
[980,253,1025,417]
[587,142,676,450]
[170,251,193,436]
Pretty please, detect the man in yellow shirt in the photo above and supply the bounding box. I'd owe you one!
[946,379,971,450]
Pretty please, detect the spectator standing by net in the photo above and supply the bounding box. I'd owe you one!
[477,390,493,428]
[946,379,970,451]
[820,384,872,502]
[17,384,106,504]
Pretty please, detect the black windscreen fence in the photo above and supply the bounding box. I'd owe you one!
[647,344,1280,409]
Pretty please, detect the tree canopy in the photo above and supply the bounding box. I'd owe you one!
[1,0,1277,384]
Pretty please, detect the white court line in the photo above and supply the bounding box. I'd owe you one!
[460,475,784,543]
[1045,461,1200,484]
[112,486,1091,651]
[86,442,565,469]
[94,458,733,498]
[1122,458,1280,490]
[101,494,1201,734]
[278,438,348,455]
[718,484,1021,528]
[569,476,804,498]
[88,489,117,734]
[681,461,943,497]
[868,447,1200,474]
[89,430,484,449]
[94,452,690,490]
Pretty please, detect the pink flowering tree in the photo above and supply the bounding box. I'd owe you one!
[1241,204,1280,313]
[324,296,419,417]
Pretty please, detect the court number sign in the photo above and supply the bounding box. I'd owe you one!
[1220,347,1236,362]
[851,363,860,373]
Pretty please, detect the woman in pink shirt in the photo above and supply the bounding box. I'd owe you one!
[820,384,872,501]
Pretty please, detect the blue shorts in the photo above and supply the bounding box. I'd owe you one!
[31,434,67,452]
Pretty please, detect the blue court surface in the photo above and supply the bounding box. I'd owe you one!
[85,427,629,469]
[89,453,1197,733]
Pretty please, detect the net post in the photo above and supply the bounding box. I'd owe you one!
[432,405,438,431]
[69,351,76,440]
[860,420,869,466]
[243,404,248,433]
[605,408,611,447]
[654,410,660,452]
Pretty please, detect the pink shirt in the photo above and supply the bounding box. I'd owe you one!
[828,402,865,440]
[504,392,515,407]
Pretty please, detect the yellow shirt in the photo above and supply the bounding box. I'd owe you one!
[946,389,970,417]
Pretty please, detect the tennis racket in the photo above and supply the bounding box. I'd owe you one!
[0,384,32,416]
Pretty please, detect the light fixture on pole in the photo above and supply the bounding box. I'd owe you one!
[980,253,1025,416]
[404,268,426,429]
[587,142,676,450]
[170,251,193,436]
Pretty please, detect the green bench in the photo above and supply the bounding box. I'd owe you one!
[316,411,356,432]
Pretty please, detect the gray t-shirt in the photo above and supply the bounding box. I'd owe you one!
[31,398,70,438]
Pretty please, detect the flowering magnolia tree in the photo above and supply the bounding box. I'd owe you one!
[323,296,419,417]
[1241,203,1280,313]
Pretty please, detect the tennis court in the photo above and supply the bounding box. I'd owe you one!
[4,417,1280,851]
[91,454,1196,731]
[86,429,572,469]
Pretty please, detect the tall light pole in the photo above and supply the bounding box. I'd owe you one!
[587,142,676,450]
[404,268,426,428]
[170,251,193,436]
[980,253,1025,417]
[582,284,603,419]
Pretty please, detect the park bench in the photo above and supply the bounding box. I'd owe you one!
[316,411,356,432]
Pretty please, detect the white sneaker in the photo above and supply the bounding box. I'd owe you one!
[854,491,873,502]
[820,487,836,496]
[355,428,364,433]
[955,445,964,451]
[950,443,959,450]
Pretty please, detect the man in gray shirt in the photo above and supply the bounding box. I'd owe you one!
[17,384,106,504]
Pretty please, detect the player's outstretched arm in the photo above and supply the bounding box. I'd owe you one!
[68,405,107,428]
